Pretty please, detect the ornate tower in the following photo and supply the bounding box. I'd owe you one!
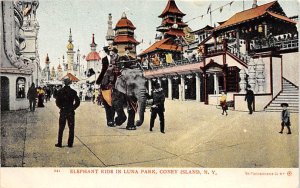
[66,28,75,73]
[113,12,139,57]
[57,63,63,79]
[50,66,56,80]
[106,13,115,46]
[86,34,101,74]
[156,0,187,39]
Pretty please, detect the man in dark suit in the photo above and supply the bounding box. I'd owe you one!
[55,78,80,148]
[96,46,116,127]
[150,82,165,133]
[245,85,254,114]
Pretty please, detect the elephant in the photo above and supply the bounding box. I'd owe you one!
[113,68,147,130]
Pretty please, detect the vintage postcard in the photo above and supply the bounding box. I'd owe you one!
[1,0,299,187]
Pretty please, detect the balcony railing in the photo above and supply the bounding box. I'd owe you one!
[275,38,298,50]
[143,57,203,71]
[227,45,251,65]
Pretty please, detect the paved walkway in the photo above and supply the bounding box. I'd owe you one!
[1,99,298,167]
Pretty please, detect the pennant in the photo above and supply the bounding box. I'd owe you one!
[201,15,204,19]
[229,1,233,6]
[153,54,160,65]
[207,3,211,14]
[166,53,173,64]
[220,6,223,13]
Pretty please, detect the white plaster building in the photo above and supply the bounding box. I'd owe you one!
[0,1,40,111]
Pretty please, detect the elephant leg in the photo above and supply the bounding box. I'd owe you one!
[112,90,127,126]
[115,108,127,126]
[126,108,136,130]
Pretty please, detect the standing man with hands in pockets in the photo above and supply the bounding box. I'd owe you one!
[55,78,80,148]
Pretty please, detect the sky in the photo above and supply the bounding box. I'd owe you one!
[36,0,299,69]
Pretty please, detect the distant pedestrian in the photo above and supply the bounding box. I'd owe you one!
[27,83,38,112]
[245,85,254,114]
[150,82,165,134]
[55,78,80,148]
[220,91,228,116]
[53,86,58,99]
[37,87,45,107]
[279,103,291,134]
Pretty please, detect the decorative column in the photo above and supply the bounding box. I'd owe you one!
[195,73,201,102]
[148,80,152,95]
[157,78,161,85]
[236,29,240,53]
[168,76,172,100]
[213,73,219,94]
[256,57,265,93]
[239,68,247,93]
[248,58,256,92]
[180,75,185,101]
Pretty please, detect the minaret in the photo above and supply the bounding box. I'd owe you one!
[66,28,75,73]
[57,63,63,79]
[51,66,56,80]
[106,13,115,45]
[45,54,50,81]
[252,0,258,8]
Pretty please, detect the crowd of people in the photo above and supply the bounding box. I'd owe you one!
[26,84,61,111]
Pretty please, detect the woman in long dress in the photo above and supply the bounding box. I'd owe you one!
[37,87,45,107]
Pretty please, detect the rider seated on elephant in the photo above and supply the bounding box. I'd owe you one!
[119,46,137,69]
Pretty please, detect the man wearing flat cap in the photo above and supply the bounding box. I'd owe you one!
[55,78,80,148]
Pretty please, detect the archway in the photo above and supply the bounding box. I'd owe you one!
[1,77,10,111]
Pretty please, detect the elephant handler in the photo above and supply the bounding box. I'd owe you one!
[149,82,165,134]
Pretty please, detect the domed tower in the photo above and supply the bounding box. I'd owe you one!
[66,28,75,73]
[86,34,101,76]
[113,12,139,57]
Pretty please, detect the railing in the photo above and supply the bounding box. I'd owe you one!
[275,39,298,50]
[143,57,203,71]
[207,44,224,54]
[227,45,251,65]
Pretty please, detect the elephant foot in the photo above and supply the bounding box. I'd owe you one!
[115,116,127,126]
[126,126,136,130]
[135,120,143,127]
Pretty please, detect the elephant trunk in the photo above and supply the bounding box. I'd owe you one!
[135,88,147,127]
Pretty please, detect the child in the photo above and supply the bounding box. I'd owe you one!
[279,103,291,134]
[220,91,228,116]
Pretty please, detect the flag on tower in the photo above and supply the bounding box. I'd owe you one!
[207,3,211,14]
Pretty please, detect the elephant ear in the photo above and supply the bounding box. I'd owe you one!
[115,75,127,94]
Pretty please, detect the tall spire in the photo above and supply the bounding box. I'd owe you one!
[69,28,73,42]
[106,13,115,44]
[90,34,97,52]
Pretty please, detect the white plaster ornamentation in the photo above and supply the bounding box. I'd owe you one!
[256,57,265,93]
[248,58,256,92]
[239,68,247,93]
